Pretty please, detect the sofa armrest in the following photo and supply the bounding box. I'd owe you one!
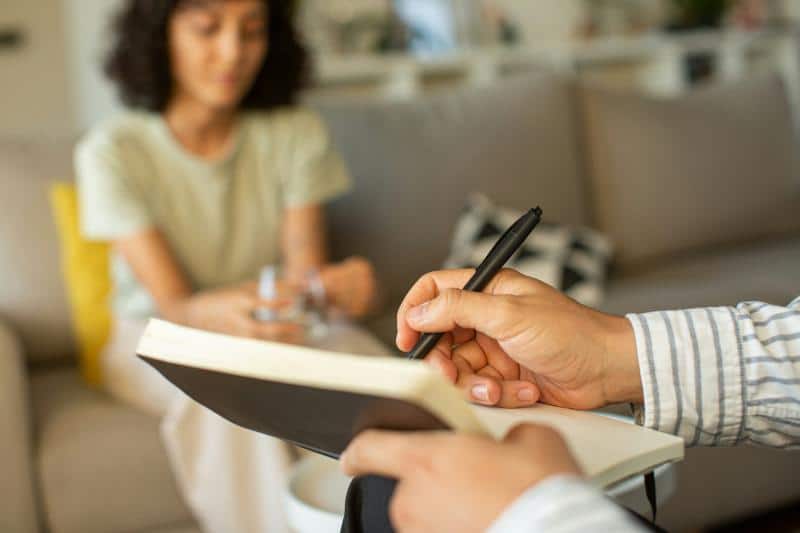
[0,319,39,533]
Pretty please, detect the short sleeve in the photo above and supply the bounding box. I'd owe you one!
[282,109,352,208]
[75,129,154,240]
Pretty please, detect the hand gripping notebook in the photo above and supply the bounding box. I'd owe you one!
[137,319,683,488]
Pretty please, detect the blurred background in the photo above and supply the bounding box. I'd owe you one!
[5,0,800,134]
[1,2,800,533]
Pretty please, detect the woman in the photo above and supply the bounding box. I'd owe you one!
[76,1,386,531]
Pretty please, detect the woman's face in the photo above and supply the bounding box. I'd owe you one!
[169,0,268,111]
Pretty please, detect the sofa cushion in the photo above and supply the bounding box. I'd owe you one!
[31,367,194,533]
[0,138,77,363]
[581,74,800,269]
[0,320,38,533]
[315,72,589,312]
[601,236,800,315]
[146,527,202,533]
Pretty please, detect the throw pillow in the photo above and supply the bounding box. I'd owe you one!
[444,194,613,307]
[50,182,111,386]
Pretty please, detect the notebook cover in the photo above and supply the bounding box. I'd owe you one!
[140,355,450,459]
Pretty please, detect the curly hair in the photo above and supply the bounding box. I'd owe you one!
[104,0,309,112]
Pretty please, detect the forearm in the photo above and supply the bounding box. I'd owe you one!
[488,476,646,533]
[157,290,238,332]
[629,296,800,448]
[282,205,327,284]
[158,295,197,326]
[114,229,196,323]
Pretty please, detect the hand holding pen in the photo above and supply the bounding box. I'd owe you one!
[406,208,542,361]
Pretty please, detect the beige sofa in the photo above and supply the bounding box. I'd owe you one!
[2,72,799,533]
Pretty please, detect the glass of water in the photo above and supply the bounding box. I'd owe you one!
[254,265,329,340]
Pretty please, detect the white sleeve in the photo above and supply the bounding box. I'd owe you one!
[629,296,800,448]
[75,132,154,240]
[488,476,647,533]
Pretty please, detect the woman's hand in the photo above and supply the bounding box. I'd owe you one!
[172,282,304,344]
[319,257,378,319]
[342,424,582,533]
[396,269,641,410]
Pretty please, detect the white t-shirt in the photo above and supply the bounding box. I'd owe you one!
[75,107,351,318]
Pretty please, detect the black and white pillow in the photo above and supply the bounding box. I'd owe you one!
[444,194,613,307]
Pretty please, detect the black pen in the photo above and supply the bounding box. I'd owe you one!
[406,206,543,360]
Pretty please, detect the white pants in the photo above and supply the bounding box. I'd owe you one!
[102,317,391,533]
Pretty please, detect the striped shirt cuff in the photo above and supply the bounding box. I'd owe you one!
[734,300,800,449]
[627,308,746,446]
[488,476,645,533]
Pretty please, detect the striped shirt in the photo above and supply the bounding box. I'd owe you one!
[488,296,800,533]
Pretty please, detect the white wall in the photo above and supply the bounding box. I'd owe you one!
[62,0,124,132]
[0,0,73,136]
[491,0,585,42]
[0,0,123,136]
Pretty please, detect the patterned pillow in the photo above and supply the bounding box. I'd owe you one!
[444,194,613,307]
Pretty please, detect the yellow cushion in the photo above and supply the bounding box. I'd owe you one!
[50,183,112,387]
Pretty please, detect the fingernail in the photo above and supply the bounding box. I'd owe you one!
[472,384,489,402]
[408,302,430,324]
[517,388,535,402]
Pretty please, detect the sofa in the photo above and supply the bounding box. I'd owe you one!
[1,71,799,533]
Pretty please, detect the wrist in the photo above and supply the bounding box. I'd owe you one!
[599,314,643,405]
[160,296,198,328]
[318,267,346,316]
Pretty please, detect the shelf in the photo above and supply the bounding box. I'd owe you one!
[308,27,800,99]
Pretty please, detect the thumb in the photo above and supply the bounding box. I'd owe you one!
[406,289,516,340]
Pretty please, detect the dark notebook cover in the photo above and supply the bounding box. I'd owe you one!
[140,355,451,459]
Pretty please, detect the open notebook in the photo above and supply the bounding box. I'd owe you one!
[137,319,684,489]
